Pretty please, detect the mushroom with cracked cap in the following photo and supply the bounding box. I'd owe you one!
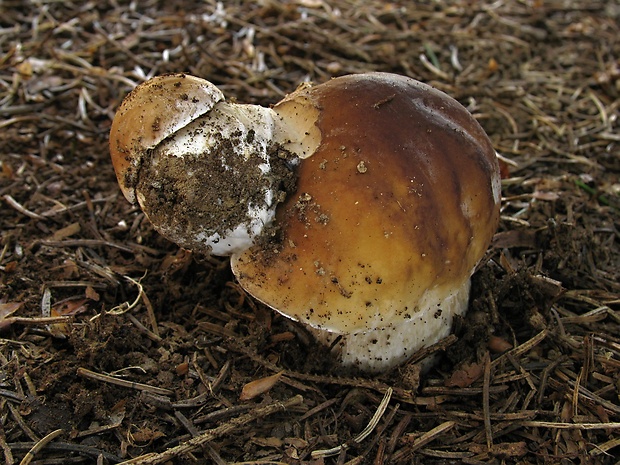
[109,72,501,373]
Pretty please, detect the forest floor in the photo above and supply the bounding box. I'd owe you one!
[0,1,619,464]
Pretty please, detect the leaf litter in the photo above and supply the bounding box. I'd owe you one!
[0,1,618,463]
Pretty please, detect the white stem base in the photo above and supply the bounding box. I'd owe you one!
[309,278,471,373]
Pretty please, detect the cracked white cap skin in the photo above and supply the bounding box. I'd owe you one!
[135,102,280,256]
[110,74,305,256]
[110,74,225,205]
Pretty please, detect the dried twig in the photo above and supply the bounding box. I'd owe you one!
[0,425,14,465]
[390,421,457,462]
[482,351,493,449]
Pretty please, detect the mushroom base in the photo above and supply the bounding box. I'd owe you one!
[308,278,471,373]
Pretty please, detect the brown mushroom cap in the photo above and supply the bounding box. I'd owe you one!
[109,74,224,204]
[231,73,501,336]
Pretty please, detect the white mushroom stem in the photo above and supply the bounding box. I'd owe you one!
[310,279,471,372]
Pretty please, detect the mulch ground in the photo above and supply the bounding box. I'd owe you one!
[1,1,618,464]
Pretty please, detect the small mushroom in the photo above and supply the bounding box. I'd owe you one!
[110,73,501,372]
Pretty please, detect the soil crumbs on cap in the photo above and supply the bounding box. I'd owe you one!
[136,134,296,252]
[0,2,618,464]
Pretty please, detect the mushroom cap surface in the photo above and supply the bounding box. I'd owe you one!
[231,73,501,335]
[109,74,224,204]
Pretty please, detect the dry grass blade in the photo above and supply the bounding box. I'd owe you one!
[3,195,47,220]
[311,388,393,458]
[76,368,174,396]
[18,429,63,465]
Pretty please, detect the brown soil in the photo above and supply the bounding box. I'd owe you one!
[0,1,618,464]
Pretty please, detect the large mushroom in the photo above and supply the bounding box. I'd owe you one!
[110,72,501,372]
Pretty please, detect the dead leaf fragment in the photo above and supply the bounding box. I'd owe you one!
[0,301,23,330]
[239,371,284,401]
[51,222,81,240]
[176,362,189,376]
[492,230,538,249]
[0,301,22,319]
[4,261,18,273]
[488,335,513,353]
[532,190,560,201]
[251,437,284,448]
[51,298,89,317]
[129,426,165,444]
[48,298,89,338]
[470,441,528,458]
[445,362,484,388]
[85,286,100,301]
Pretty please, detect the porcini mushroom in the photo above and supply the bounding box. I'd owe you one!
[110,72,501,372]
